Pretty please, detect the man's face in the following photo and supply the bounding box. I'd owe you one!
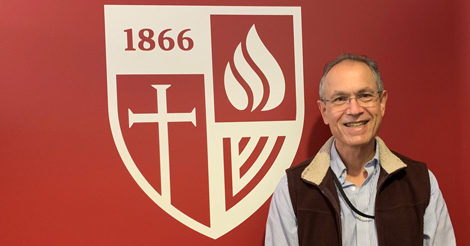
[317,61,388,151]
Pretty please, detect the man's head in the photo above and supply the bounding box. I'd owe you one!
[319,54,384,101]
[317,54,388,151]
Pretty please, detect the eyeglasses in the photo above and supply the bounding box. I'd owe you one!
[323,91,383,109]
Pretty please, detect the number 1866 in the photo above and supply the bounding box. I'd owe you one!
[124,28,194,51]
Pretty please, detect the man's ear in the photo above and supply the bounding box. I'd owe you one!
[317,100,329,125]
[380,90,388,116]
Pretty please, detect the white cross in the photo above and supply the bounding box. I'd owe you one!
[128,84,196,204]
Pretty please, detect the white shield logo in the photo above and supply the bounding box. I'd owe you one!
[105,5,304,239]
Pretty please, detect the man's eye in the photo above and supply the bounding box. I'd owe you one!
[333,96,348,102]
[358,93,372,99]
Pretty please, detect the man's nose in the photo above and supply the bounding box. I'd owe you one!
[346,97,364,115]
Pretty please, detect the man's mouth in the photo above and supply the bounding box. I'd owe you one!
[344,120,369,127]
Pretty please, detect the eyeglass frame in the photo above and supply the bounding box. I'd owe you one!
[321,90,384,107]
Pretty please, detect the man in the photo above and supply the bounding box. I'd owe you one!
[265,54,455,246]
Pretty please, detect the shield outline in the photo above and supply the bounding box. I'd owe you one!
[105,5,304,239]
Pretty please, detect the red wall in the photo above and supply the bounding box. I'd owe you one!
[1,0,468,245]
[456,0,470,244]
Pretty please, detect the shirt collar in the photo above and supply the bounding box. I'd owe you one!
[330,138,380,184]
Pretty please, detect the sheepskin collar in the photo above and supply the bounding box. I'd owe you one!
[301,136,407,185]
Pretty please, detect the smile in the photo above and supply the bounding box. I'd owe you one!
[344,120,369,127]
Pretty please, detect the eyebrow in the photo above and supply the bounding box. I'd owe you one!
[330,87,376,97]
[356,88,376,94]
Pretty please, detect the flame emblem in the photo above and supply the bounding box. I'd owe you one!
[224,25,285,112]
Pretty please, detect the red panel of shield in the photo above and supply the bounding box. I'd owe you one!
[211,15,296,122]
[117,74,210,226]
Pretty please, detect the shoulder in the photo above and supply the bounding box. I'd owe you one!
[391,150,428,171]
[286,156,315,176]
[385,150,431,202]
[285,156,316,186]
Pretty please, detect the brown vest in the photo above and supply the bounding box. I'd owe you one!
[287,150,430,246]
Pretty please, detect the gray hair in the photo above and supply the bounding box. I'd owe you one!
[319,53,384,101]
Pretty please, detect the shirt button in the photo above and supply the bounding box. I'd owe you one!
[351,187,356,191]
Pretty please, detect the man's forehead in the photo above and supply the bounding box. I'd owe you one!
[323,61,377,92]
[326,60,372,78]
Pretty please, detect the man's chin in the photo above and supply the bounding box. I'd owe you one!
[336,135,375,149]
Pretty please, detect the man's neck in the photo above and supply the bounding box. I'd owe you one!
[335,139,376,188]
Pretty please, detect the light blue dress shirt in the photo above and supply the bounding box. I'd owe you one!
[265,140,456,246]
